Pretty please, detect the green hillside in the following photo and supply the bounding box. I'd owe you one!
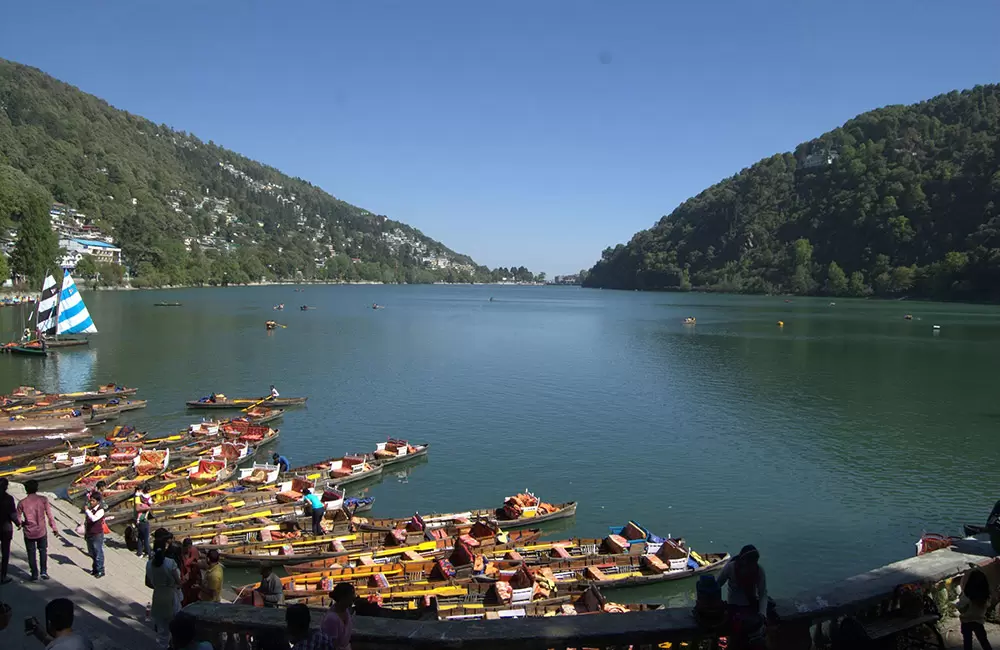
[585,84,1000,301]
[0,58,526,285]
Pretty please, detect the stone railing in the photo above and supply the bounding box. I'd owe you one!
[178,546,997,650]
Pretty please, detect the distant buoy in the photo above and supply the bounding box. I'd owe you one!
[777,321,785,327]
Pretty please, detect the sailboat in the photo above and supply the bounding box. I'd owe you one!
[44,272,97,347]
[2,273,96,355]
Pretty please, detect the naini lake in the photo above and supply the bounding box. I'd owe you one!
[2,285,998,602]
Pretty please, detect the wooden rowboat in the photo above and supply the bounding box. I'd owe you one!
[0,447,104,483]
[289,454,383,486]
[223,524,540,569]
[0,415,89,435]
[410,585,664,620]
[67,450,171,506]
[238,407,285,426]
[186,397,308,409]
[0,430,92,447]
[267,547,728,600]
[41,337,89,349]
[356,496,577,532]
[57,385,138,402]
[355,439,430,469]
[2,343,48,356]
[1,399,75,416]
[283,527,543,574]
[0,440,77,465]
[13,403,121,425]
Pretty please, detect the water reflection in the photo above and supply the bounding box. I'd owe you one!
[50,347,98,393]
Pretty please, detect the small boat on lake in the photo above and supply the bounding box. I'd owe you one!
[0,447,104,483]
[154,302,182,307]
[356,492,577,532]
[67,449,171,506]
[239,407,285,425]
[225,522,539,569]
[0,415,89,436]
[357,439,430,468]
[56,384,138,402]
[0,439,79,465]
[2,342,48,356]
[1,399,75,416]
[289,454,383,486]
[186,395,308,409]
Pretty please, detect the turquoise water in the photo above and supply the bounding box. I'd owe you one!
[2,286,999,602]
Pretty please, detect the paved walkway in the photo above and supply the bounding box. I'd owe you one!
[0,483,159,650]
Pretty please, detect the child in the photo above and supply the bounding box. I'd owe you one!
[958,569,993,650]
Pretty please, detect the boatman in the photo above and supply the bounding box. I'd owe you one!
[269,385,280,399]
[272,452,290,473]
[302,488,326,535]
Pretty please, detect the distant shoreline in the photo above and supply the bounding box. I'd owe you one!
[4,280,557,295]
[86,280,551,291]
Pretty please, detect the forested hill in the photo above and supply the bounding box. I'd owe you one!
[0,58,507,285]
[584,84,1000,301]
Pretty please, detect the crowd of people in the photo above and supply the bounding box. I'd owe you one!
[0,476,355,650]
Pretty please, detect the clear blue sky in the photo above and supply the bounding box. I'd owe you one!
[2,1,998,275]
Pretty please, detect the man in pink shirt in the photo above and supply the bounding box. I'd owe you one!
[17,479,60,581]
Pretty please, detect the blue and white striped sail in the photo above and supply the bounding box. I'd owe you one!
[56,272,98,334]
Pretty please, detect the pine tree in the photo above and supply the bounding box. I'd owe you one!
[10,192,59,286]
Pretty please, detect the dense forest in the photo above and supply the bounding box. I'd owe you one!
[0,58,540,286]
[585,84,1000,301]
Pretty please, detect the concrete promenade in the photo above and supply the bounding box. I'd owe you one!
[0,483,159,650]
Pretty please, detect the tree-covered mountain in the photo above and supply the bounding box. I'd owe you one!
[585,85,1000,301]
[0,58,537,286]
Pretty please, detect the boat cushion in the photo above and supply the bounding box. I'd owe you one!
[604,535,629,555]
[549,544,571,559]
[642,554,669,572]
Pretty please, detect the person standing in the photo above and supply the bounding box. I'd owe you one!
[134,483,153,558]
[146,541,182,648]
[83,492,106,578]
[256,566,283,607]
[0,477,21,584]
[303,488,326,535]
[17,479,59,581]
[199,549,224,602]
[958,569,994,650]
[179,537,201,606]
[321,582,355,650]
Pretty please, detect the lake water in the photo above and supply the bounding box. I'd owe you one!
[2,285,998,603]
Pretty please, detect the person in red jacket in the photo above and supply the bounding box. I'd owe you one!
[16,479,60,581]
[83,492,106,578]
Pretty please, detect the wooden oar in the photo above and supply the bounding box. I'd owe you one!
[241,394,276,413]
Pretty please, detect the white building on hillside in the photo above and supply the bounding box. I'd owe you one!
[59,238,123,271]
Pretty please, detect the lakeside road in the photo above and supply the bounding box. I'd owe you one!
[0,483,158,650]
